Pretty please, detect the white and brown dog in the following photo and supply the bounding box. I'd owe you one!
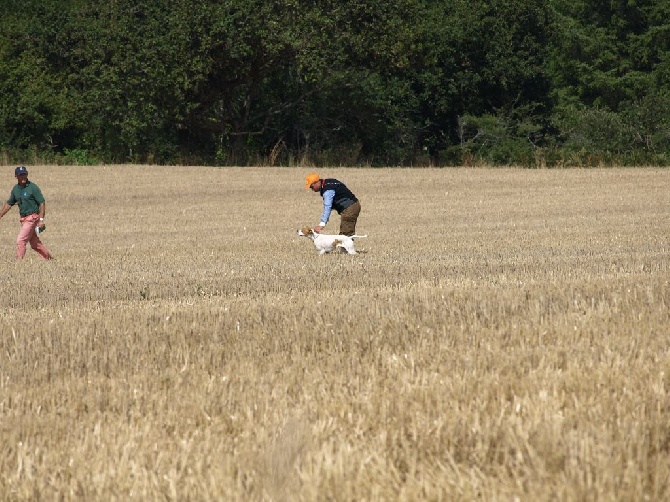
[297,226,367,255]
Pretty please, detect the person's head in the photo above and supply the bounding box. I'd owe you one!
[305,172,321,191]
[14,166,28,186]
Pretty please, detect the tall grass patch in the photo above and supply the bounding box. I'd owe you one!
[1,166,669,500]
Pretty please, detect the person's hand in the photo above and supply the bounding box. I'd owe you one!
[314,225,324,233]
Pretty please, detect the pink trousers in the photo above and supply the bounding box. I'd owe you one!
[17,213,52,260]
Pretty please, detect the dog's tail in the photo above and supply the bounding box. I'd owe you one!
[351,235,367,239]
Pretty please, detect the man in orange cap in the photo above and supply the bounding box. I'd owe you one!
[305,172,361,236]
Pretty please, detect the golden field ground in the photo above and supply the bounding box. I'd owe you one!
[0,165,669,501]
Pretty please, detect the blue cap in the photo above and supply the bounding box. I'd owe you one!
[15,166,28,176]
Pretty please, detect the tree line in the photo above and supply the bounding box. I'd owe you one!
[1,0,668,167]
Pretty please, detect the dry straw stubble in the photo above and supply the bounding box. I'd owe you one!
[0,166,669,500]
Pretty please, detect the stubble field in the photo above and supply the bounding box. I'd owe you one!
[0,165,669,501]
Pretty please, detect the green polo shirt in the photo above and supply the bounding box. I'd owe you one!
[7,181,45,217]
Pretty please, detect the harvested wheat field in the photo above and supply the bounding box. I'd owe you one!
[0,165,669,501]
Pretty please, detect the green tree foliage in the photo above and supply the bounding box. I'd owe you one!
[0,1,77,151]
[412,0,553,164]
[550,0,670,108]
[0,0,668,166]
[549,0,670,164]
[61,0,217,162]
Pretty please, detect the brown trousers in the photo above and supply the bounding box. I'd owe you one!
[339,201,361,236]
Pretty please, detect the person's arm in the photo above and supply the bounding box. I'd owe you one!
[0,202,12,220]
[37,202,46,229]
[315,190,335,232]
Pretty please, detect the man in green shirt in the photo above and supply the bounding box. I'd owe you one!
[0,166,52,259]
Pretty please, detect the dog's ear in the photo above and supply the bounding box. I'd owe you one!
[301,226,313,235]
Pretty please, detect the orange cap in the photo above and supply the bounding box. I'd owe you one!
[305,172,320,189]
